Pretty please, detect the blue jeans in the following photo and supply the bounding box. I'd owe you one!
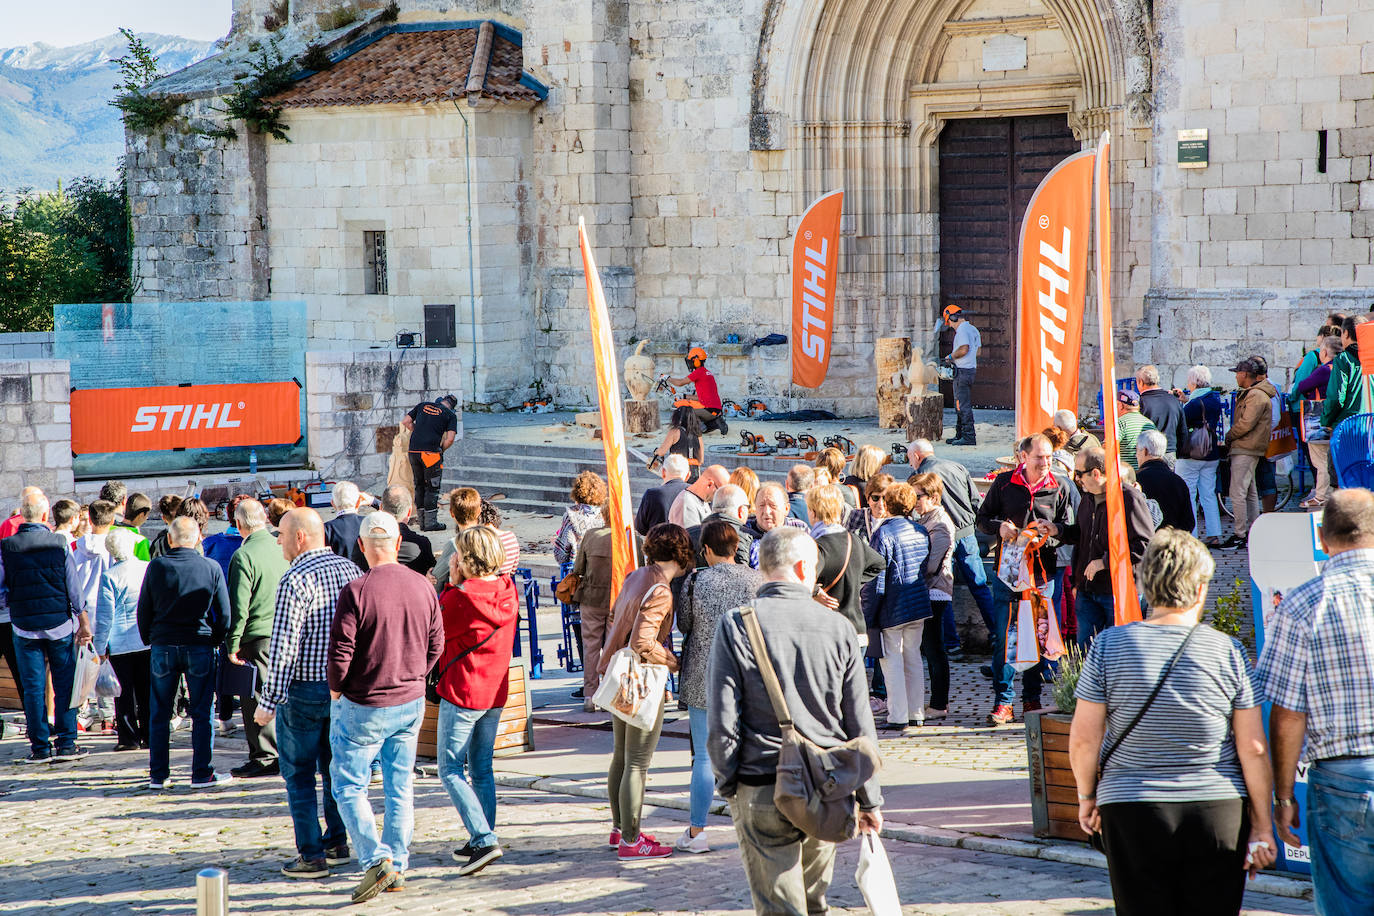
[687,706,715,829]
[952,534,996,639]
[990,577,1057,707]
[329,695,424,871]
[437,700,502,849]
[1308,756,1374,916]
[1075,589,1114,651]
[277,681,347,861]
[953,367,976,441]
[13,633,78,755]
[149,645,217,782]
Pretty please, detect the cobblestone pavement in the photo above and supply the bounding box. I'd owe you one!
[0,732,1312,915]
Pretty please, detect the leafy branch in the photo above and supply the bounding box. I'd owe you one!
[202,40,298,142]
[110,28,185,133]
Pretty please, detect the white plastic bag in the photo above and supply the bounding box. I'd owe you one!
[592,647,668,731]
[855,832,901,916]
[94,658,122,699]
[69,644,101,709]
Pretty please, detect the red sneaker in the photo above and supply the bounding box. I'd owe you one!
[618,836,673,860]
[607,829,620,848]
[987,704,1015,726]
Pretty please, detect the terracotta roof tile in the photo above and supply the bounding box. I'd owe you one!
[270,28,542,108]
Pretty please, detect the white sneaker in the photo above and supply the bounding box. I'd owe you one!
[675,828,710,854]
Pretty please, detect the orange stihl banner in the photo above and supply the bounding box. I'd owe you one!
[1015,150,1094,438]
[1093,133,1142,625]
[578,217,638,604]
[70,381,302,455]
[791,189,843,388]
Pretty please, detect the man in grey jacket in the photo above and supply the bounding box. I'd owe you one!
[707,527,882,916]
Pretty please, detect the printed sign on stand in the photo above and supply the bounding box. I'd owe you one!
[1247,511,1326,874]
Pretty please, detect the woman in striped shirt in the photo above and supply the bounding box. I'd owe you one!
[1069,529,1277,915]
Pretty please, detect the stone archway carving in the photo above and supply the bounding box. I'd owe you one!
[750,0,1134,347]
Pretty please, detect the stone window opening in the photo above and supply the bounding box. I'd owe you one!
[364,230,388,295]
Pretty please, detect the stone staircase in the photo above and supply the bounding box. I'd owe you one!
[442,436,663,517]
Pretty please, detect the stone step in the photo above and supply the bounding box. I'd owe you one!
[446,462,658,492]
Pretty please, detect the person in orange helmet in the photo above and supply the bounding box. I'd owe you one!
[664,347,728,434]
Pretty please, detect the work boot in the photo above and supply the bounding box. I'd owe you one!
[420,509,445,532]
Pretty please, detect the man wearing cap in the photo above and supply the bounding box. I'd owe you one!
[1223,356,1279,548]
[401,394,460,532]
[1115,390,1156,472]
[328,511,444,901]
[942,305,981,446]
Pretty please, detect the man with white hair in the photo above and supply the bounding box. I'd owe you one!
[1053,409,1100,456]
[137,516,232,788]
[708,527,882,914]
[1136,364,1185,467]
[328,511,444,901]
[226,498,288,779]
[670,464,729,529]
[0,489,91,762]
[0,485,46,540]
[349,486,435,576]
[324,482,365,561]
[1136,429,1195,532]
[636,454,691,535]
[686,484,754,566]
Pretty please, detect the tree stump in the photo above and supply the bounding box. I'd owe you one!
[905,393,945,442]
[624,399,661,434]
[876,337,913,429]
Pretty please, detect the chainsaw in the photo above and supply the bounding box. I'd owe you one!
[823,435,856,455]
[797,433,818,452]
[890,443,909,465]
[774,432,800,455]
[722,399,746,418]
[740,430,774,454]
[745,399,769,417]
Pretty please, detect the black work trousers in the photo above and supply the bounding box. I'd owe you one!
[409,452,445,515]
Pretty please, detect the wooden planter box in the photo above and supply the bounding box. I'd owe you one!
[0,657,20,712]
[1026,710,1086,841]
[416,660,534,760]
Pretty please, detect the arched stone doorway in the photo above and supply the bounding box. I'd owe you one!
[753,0,1145,410]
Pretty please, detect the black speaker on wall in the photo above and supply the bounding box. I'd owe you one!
[424,303,456,349]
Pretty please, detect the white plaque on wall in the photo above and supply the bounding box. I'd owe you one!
[982,35,1028,72]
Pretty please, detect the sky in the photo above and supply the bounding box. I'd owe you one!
[5,0,232,47]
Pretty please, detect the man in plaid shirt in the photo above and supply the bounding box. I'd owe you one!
[253,508,361,880]
[1256,487,1374,916]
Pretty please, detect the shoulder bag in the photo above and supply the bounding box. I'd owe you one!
[426,616,512,705]
[1088,624,1200,852]
[592,583,671,730]
[820,532,853,595]
[739,604,881,843]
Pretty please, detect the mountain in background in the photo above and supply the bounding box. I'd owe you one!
[0,33,216,193]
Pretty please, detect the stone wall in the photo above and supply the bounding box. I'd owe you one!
[265,103,535,407]
[127,98,269,303]
[0,360,75,502]
[0,333,54,360]
[304,348,464,490]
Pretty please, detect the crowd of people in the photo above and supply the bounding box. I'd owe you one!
[2,381,1372,914]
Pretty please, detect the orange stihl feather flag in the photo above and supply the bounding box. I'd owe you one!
[791,190,843,388]
[578,217,638,603]
[1015,151,1094,438]
[1093,133,1142,624]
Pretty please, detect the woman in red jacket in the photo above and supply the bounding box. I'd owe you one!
[436,526,520,877]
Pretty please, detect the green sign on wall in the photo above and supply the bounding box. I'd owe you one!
[1178,129,1209,169]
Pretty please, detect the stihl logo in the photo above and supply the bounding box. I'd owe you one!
[799,237,830,362]
[131,402,245,433]
[1036,227,1072,417]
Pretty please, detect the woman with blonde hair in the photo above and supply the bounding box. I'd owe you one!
[844,445,889,490]
[435,525,520,875]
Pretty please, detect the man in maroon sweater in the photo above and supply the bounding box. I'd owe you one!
[327,511,444,902]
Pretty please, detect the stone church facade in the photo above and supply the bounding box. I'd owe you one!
[128,0,1374,414]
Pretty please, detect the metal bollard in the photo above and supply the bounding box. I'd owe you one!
[196,868,228,916]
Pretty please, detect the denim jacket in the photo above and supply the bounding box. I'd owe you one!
[95,559,149,656]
